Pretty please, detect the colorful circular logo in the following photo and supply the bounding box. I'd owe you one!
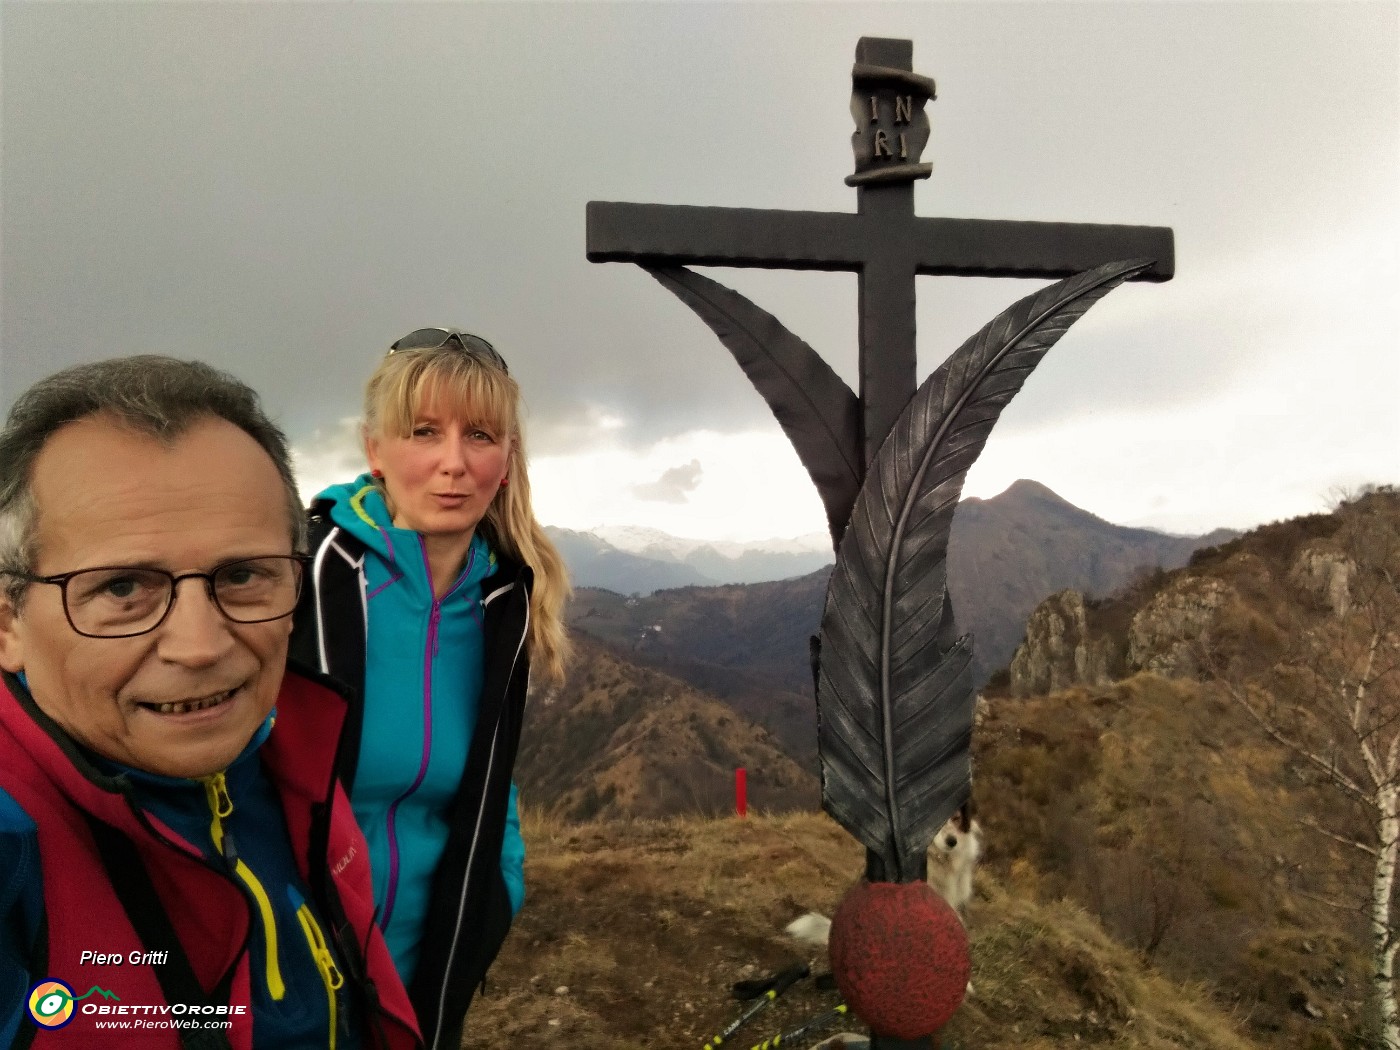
[27,979,76,1029]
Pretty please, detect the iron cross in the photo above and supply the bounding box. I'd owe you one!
[587,36,1174,476]
[586,36,1175,1049]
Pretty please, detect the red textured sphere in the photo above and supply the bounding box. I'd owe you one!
[828,879,970,1039]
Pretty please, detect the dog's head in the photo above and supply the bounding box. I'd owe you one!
[931,801,976,855]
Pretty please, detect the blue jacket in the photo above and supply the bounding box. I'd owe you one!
[291,478,531,1050]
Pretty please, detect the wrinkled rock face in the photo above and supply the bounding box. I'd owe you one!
[1010,589,1114,697]
[1127,578,1235,678]
[1288,545,1356,618]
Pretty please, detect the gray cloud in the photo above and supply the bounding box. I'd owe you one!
[633,460,703,504]
[2,3,1395,534]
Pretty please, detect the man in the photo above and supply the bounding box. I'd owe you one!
[0,357,420,1049]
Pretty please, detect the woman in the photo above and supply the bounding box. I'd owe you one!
[290,328,569,1049]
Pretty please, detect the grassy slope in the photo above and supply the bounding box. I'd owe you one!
[464,810,1261,1049]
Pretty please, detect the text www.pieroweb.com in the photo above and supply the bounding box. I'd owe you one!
[80,1004,242,1032]
[93,1017,234,1032]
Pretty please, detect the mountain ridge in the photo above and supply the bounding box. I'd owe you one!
[517,633,818,820]
[591,523,830,560]
[550,479,1235,599]
[563,479,1237,769]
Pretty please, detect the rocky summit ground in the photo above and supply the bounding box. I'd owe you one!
[461,810,1261,1050]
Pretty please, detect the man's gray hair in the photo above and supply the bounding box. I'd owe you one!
[0,356,307,603]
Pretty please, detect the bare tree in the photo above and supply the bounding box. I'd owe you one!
[1208,490,1400,1046]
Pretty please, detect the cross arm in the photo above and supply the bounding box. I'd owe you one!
[586,201,867,271]
[909,216,1174,281]
[587,201,1174,281]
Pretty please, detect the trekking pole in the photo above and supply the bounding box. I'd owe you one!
[748,1002,850,1049]
[701,963,810,1050]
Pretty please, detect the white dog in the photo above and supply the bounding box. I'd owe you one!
[786,803,982,947]
[925,802,981,919]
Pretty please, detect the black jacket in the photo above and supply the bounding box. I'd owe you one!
[290,503,532,1049]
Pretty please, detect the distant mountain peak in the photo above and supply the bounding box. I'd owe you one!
[960,480,1104,524]
[961,478,1065,507]
[1003,478,1063,499]
[591,525,831,561]
[546,524,835,593]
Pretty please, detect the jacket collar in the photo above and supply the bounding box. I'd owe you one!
[0,666,351,823]
[309,494,531,596]
[1,669,130,803]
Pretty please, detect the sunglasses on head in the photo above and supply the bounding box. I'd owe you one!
[387,327,509,374]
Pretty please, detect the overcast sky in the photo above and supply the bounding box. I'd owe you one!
[3,1,1396,543]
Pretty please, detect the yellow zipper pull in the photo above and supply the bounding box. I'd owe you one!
[300,905,344,989]
[202,772,234,818]
[201,770,285,1001]
[200,772,233,856]
[291,890,342,1050]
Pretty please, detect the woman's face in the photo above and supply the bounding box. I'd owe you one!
[365,398,511,541]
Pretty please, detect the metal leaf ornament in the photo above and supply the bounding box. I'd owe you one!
[645,265,862,547]
[817,258,1153,881]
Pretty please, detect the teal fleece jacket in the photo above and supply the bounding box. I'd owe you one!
[317,476,524,983]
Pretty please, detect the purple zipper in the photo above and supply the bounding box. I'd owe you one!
[379,539,477,929]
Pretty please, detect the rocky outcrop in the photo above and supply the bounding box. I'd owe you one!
[1009,590,1116,697]
[1289,545,1355,618]
[1126,578,1235,678]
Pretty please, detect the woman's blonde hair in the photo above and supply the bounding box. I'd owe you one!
[363,344,571,684]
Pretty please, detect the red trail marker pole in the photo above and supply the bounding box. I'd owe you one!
[735,767,748,818]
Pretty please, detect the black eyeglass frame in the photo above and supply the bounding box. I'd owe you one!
[5,555,310,639]
[387,327,509,375]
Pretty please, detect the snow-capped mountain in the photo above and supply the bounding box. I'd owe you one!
[545,525,834,593]
[591,525,831,562]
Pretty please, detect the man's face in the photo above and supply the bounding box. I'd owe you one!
[0,414,295,779]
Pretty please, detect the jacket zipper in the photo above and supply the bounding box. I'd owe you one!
[118,793,253,1004]
[380,539,476,931]
[202,772,285,1000]
[425,584,527,1050]
[289,886,344,1050]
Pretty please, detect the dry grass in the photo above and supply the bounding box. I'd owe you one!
[975,674,1369,1047]
[463,809,1262,1049]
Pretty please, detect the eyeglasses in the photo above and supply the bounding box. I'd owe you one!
[387,328,509,375]
[7,555,307,639]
